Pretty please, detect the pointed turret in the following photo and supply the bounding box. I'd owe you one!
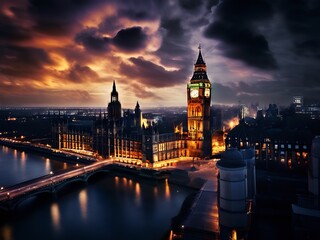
[107,81,121,120]
[195,45,205,65]
[110,80,119,102]
[135,101,142,129]
[135,101,140,109]
[191,45,209,82]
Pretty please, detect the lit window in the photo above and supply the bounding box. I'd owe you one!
[275,144,278,149]
[288,144,291,149]
[303,145,307,150]
[281,144,284,148]
[295,145,299,150]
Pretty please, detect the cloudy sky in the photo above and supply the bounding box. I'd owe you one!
[0,0,319,108]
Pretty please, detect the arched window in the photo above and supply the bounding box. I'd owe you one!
[196,106,202,117]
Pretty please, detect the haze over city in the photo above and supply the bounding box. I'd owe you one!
[0,0,319,108]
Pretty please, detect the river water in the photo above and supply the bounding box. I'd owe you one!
[0,146,194,240]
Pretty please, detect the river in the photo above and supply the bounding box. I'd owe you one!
[0,145,194,240]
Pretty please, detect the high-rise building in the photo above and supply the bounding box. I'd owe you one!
[187,46,212,158]
[293,96,303,113]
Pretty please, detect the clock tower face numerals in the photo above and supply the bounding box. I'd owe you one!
[190,89,199,98]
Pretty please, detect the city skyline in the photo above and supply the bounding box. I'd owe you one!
[0,0,319,108]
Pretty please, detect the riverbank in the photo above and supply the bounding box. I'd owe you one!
[0,138,96,164]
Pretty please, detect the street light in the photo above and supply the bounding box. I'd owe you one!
[50,171,53,175]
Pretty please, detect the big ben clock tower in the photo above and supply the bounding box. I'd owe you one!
[187,46,212,158]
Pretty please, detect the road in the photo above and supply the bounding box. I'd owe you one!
[0,159,113,201]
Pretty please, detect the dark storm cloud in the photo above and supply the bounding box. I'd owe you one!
[75,27,111,52]
[156,17,193,71]
[178,0,219,12]
[75,26,148,53]
[118,8,158,21]
[212,81,283,106]
[119,57,186,88]
[161,18,186,41]
[205,22,277,69]
[27,0,103,35]
[61,64,99,83]
[98,16,122,34]
[113,27,148,51]
[206,0,219,10]
[0,11,31,42]
[275,0,320,59]
[204,0,277,70]
[129,83,163,100]
[178,0,203,12]
[0,45,52,78]
[116,0,164,19]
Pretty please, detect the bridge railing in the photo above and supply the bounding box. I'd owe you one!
[0,159,113,201]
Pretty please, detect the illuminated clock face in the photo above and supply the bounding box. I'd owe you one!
[204,88,210,98]
[190,89,199,98]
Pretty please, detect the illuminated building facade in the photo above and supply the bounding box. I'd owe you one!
[187,46,212,158]
[53,81,188,166]
[52,47,216,165]
[226,120,311,171]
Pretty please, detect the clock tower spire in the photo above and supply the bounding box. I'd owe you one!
[187,46,212,158]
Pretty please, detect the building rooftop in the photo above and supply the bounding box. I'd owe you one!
[217,148,246,168]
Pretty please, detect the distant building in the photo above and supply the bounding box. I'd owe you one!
[226,104,313,171]
[292,96,320,120]
[293,96,303,113]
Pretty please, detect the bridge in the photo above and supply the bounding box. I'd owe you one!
[0,159,113,211]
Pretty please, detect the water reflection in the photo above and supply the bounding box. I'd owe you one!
[45,158,50,172]
[0,224,12,240]
[13,150,17,160]
[135,182,141,205]
[2,146,8,154]
[115,176,119,188]
[128,179,133,188]
[51,203,60,231]
[153,186,158,198]
[20,151,26,168]
[123,177,127,187]
[165,179,170,199]
[79,189,88,221]
[63,162,67,169]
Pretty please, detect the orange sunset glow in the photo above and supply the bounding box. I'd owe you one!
[0,0,319,108]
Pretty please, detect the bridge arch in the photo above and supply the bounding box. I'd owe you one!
[85,169,110,182]
[11,189,53,210]
[53,177,87,193]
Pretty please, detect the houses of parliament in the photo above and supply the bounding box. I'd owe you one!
[52,47,213,167]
